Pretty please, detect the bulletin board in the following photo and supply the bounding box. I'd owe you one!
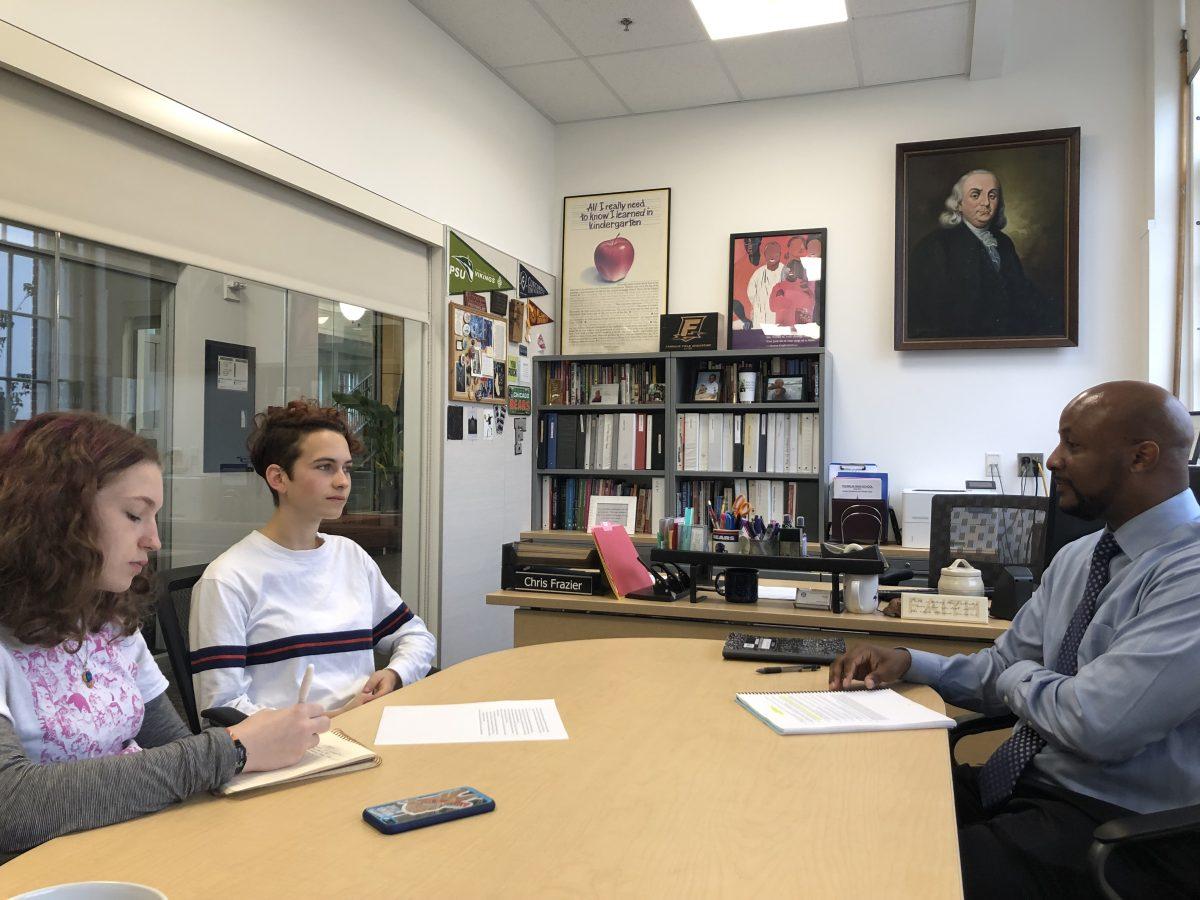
[448,302,508,405]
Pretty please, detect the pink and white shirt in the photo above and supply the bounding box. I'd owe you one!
[0,627,167,764]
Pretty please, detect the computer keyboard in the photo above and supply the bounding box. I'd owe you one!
[722,632,846,665]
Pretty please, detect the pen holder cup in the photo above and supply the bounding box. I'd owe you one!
[711,528,741,553]
[740,534,780,556]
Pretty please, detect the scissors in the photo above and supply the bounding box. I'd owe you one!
[732,495,751,520]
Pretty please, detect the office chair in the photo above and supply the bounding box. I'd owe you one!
[947,714,1200,898]
[928,494,1050,588]
[154,564,209,734]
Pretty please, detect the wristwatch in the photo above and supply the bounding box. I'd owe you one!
[228,730,247,774]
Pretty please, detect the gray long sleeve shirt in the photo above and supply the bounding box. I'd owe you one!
[0,693,237,863]
[906,488,1200,814]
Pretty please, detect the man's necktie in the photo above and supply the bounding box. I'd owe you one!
[976,531,1122,809]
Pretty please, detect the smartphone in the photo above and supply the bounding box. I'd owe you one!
[363,786,495,835]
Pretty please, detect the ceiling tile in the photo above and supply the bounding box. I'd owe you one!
[716,23,859,101]
[853,3,971,86]
[533,0,708,55]
[847,0,965,16]
[589,42,738,114]
[409,0,577,68]
[500,58,628,122]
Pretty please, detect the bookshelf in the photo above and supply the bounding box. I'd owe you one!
[531,352,670,535]
[531,348,830,538]
[669,347,828,540]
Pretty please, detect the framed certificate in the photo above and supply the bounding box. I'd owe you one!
[587,495,638,534]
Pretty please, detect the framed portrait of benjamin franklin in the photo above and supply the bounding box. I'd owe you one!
[894,128,1079,351]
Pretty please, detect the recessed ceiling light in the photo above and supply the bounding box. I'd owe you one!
[690,0,847,40]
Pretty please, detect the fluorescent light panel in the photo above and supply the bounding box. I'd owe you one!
[691,0,847,40]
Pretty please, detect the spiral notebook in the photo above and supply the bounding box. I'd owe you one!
[217,729,380,796]
[736,688,955,735]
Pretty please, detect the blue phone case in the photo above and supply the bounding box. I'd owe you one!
[363,786,495,834]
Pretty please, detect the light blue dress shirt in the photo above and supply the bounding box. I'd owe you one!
[906,488,1200,814]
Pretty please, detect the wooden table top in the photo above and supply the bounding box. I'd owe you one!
[487,585,1008,641]
[2,639,963,898]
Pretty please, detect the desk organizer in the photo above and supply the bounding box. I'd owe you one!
[651,543,886,612]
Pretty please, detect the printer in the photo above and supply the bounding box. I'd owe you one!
[901,489,966,549]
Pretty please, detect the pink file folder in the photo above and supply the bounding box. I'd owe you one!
[591,521,654,600]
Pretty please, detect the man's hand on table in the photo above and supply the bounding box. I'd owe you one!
[828,645,912,690]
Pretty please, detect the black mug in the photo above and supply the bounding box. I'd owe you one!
[714,567,758,604]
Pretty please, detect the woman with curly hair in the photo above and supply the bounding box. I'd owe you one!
[189,399,434,720]
[0,412,330,862]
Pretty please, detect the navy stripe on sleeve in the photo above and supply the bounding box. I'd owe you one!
[372,603,414,644]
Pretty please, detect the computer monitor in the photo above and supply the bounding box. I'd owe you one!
[1042,466,1200,572]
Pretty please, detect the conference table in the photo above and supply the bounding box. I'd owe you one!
[2,638,963,898]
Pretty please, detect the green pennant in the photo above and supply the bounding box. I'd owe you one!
[448,232,514,294]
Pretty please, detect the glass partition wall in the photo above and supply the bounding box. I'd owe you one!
[0,217,424,632]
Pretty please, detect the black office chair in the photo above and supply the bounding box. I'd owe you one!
[928,493,1050,588]
[948,714,1200,897]
[154,564,209,734]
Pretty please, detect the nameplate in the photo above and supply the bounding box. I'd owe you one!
[900,593,989,624]
[514,571,595,594]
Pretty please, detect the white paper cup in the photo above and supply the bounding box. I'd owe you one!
[737,372,757,402]
[12,883,167,900]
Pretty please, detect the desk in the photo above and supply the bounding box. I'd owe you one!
[487,584,1008,657]
[1,639,963,898]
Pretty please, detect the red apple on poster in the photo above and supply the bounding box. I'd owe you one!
[594,235,635,282]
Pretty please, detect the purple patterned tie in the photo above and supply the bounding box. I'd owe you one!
[977,531,1122,809]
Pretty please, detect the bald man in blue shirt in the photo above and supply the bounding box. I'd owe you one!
[830,381,1200,898]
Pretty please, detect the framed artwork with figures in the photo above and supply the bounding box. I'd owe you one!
[728,228,826,349]
[895,127,1079,351]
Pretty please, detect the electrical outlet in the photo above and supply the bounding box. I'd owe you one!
[984,452,1001,475]
[1017,452,1043,477]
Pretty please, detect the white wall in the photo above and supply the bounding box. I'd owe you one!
[439,233,558,666]
[0,0,557,271]
[556,0,1150,504]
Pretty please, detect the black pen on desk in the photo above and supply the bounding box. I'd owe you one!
[756,664,820,674]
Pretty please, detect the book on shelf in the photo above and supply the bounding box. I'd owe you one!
[540,476,664,534]
[675,412,819,475]
[539,412,662,471]
[680,356,820,404]
[540,359,665,406]
[672,479,799,523]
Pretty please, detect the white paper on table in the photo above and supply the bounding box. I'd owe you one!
[374,699,569,745]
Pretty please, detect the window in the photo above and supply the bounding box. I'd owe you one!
[0,216,425,614]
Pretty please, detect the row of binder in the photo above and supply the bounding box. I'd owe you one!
[537,412,665,471]
[676,412,819,474]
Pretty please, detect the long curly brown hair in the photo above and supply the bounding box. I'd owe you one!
[0,412,160,648]
[248,399,364,506]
